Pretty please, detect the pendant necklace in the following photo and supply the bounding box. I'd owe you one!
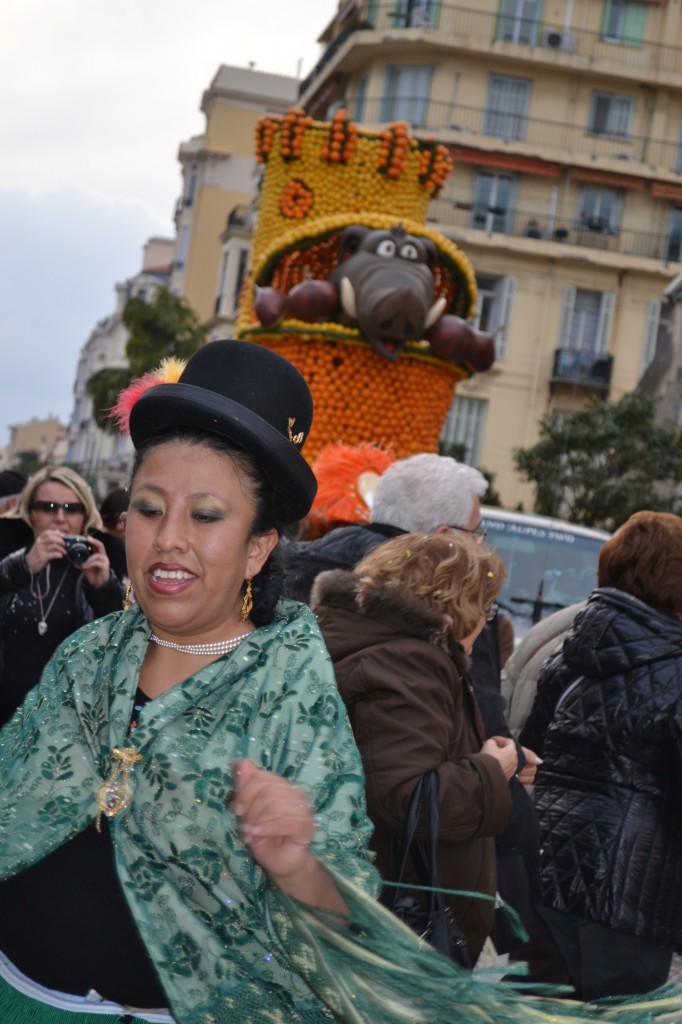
[30,562,71,636]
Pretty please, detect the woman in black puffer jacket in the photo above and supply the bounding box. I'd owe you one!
[521,511,682,1000]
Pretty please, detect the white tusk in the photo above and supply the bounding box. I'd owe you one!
[340,277,357,320]
[424,295,447,330]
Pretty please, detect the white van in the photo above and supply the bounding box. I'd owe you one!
[480,507,610,643]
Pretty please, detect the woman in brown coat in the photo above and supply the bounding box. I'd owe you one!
[311,531,516,961]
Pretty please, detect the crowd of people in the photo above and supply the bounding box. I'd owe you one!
[0,339,680,1024]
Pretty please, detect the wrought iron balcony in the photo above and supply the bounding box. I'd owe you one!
[299,2,682,99]
[339,95,682,173]
[426,195,682,265]
[551,348,613,393]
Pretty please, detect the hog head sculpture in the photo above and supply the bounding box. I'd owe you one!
[327,225,447,361]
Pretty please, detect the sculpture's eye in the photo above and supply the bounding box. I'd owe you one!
[376,238,396,258]
[399,243,419,261]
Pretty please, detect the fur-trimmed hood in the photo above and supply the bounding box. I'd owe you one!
[311,568,467,668]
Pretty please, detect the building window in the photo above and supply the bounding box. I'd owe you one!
[185,163,198,207]
[470,171,517,234]
[483,75,531,141]
[353,76,368,121]
[602,1,647,46]
[576,186,622,234]
[589,92,634,138]
[391,0,440,27]
[675,117,682,173]
[441,397,488,466]
[232,249,249,312]
[496,0,542,45]
[641,300,670,374]
[559,287,615,355]
[380,65,432,126]
[666,207,682,263]
[474,275,517,361]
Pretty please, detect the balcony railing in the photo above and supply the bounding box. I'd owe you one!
[227,205,254,230]
[342,95,682,172]
[551,348,613,393]
[427,195,682,264]
[299,2,682,96]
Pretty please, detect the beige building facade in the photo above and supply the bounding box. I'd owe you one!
[172,66,298,323]
[7,417,67,466]
[297,0,682,508]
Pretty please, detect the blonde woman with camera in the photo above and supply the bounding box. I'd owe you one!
[0,465,122,723]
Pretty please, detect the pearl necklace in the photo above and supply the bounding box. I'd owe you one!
[149,629,254,656]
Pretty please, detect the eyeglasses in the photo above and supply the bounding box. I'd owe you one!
[447,524,487,544]
[485,602,499,622]
[31,500,86,516]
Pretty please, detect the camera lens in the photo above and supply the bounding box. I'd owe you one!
[65,536,93,564]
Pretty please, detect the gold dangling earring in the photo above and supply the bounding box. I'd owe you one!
[123,581,134,611]
[239,577,253,623]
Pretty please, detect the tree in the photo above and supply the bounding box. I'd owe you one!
[513,392,682,531]
[123,288,207,378]
[86,368,134,433]
[14,450,42,476]
[87,289,208,434]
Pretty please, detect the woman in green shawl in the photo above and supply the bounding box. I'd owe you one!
[0,340,679,1024]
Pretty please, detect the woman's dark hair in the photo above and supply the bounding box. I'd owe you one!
[598,510,682,614]
[131,428,285,626]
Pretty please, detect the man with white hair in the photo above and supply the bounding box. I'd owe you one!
[370,453,488,539]
[283,453,489,602]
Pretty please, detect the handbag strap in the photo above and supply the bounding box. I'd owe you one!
[387,771,444,915]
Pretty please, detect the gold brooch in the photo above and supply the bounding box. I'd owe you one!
[287,417,305,446]
[95,747,142,832]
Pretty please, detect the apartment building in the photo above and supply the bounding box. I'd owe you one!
[66,237,174,497]
[171,66,298,324]
[296,0,682,507]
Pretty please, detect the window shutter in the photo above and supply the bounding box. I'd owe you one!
[623,2,647,46]
[558,286,576,346]
[596,291,615,354]
[495,276,517,360]
[641,299,661,372]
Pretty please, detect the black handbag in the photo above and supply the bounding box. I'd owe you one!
[382,770,473,968]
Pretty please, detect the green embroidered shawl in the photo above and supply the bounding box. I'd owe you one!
[2,602,679,1024]
[0,601,379,1023]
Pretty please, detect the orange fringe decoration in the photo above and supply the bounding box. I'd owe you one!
[308,442,395,529]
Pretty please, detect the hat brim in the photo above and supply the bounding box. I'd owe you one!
[129,382,317,523]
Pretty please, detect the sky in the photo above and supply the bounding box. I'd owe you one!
[0,0,338,448]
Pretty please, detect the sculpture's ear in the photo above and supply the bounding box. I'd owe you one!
[421,237,439,270]
[337,225,370,262]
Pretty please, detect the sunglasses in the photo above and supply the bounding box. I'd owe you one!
[31,500,86,516]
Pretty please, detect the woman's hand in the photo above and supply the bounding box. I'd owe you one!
[79,536,112,589]
[232,759,315,882]
[232,760,348,915]
[517,746,543,785]
[481,735,518,780]
[25,529,67,574]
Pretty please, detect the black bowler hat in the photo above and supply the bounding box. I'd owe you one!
[129,340,317,523]
[0,469,28,499]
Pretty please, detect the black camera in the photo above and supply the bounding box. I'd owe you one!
[64,534,94,565]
